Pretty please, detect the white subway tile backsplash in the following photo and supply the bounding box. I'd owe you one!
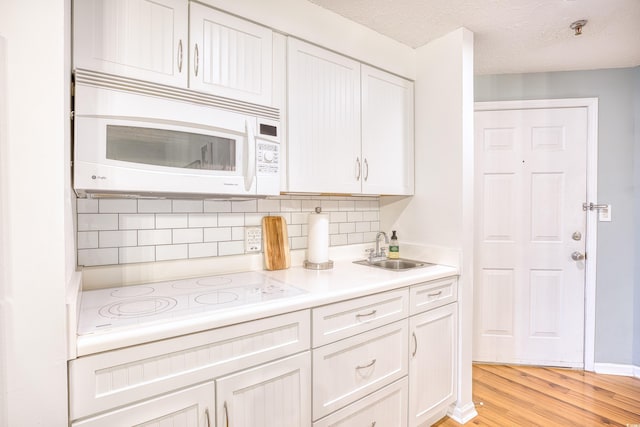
[119,246,156,264]
[204,200,231,213]
[77,232,98,249]
[77,199,98,214]
[231,227,245,241]
[173,228,203,244]
[257,199,280,212]
[330,212,347,223]
[119,214,155,230]
[189,242,218,258]
[156,214,188,229]
[347,211,363,222]
[218,213,244,227]
[231,200,257,213]
[77,195,380,266]
[188,213,218,228]
[99,199,137,213]
[78,248,118,266]
[291,236,307,250]
[156,244,188,261]
[78,214,118,231]
[280,199,301,212]
[138,199,172,213]
[172,200,203,213]
[218,241,244,256]
[100,230,137,248]
[138,229,172,246]
[244,213,266,226]
[204,227,232,242]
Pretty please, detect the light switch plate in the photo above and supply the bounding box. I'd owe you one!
[598,204,612,222]
[245,227,262,252]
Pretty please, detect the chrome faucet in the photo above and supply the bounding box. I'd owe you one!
[367,231,389,262]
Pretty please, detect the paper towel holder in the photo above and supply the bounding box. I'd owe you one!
[304,207,334,270]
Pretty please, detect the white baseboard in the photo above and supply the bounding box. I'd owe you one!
[593,362,640,378]
[448,402,478,424]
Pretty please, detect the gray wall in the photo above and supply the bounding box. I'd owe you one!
[475,67,639,366]
[634,67,640,367]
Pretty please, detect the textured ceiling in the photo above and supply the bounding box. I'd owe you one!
[307,0,640,75]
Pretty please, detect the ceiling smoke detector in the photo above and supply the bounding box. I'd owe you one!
[570,19,588,36]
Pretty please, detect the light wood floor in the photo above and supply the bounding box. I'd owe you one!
[433,364,640,427]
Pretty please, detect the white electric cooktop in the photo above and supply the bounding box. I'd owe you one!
[77,271,306,335]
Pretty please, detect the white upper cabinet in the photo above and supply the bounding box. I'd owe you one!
[287,38,362,194]
[189,2,273,106]
[73,0,188,87]
[361,65,414,195]
[287,38,414,195]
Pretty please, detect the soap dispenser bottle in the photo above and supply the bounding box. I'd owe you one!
[389,230,399,259]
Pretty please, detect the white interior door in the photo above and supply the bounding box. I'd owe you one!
[474,107,588,367]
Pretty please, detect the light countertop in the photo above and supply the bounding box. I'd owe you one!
[75,259,458,356]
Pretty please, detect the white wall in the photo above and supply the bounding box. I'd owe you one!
[381,27,477,423]
[199,0,416,79]
[0,0,71,424]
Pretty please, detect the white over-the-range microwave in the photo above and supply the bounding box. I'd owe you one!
[73,69,281,198]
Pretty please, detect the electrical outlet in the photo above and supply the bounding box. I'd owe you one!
[245,227,262,252]
[598,204,612,222]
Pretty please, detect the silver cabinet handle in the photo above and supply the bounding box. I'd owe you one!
[355,309,377,319]
[412,331,417,357]
[223,401,229,427]
[177,39,183,72]
[364,158,369,181]
[428,290,443,298]
[205,408,211,427]
[356,359,376,370]
[194,43,199,77]
[355,157,361,180]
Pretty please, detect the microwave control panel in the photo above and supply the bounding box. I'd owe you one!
[257,141,279,175]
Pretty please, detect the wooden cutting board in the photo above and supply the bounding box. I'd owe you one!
[262,216,290,270]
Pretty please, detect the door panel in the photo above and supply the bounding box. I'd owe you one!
[474,107,587,367]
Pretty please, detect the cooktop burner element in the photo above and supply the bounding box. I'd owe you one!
[78,271,306,334]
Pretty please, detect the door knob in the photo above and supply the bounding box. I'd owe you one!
[571,251,585,261]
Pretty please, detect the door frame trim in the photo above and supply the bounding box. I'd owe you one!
[474,98,598,371]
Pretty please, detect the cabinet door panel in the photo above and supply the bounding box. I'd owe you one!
[409,303,458,427]
[287,38,361,194]
[361,65,414,195]
[216,352,311,427]
[74,0,188,87]
[190,2,272,105]
[72,382,214,427]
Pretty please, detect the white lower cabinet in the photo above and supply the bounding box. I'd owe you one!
[409,303,458,427]
[72,381,214,427]
[313,377,408,427]
[312,320,408,420]
[216,352,312,427]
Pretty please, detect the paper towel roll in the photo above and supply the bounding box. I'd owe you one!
[307,210,329,264]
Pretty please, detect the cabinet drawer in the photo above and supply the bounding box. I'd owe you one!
[312,320,408,420]
[69,310,310,421]
[313,377,408,427]
[72,381,214,427]
[409,276,457,315]
[312,288,409,347]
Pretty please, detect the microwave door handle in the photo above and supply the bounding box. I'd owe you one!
[244,120,256,192]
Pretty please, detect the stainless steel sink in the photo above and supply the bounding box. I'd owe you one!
[353,258,433,271]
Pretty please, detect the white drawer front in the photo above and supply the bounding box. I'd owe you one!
[313,377,408,427]
[312,288,409,347]
[69,310,310,420]
[312,320,408,420]
[409,276,458,315]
